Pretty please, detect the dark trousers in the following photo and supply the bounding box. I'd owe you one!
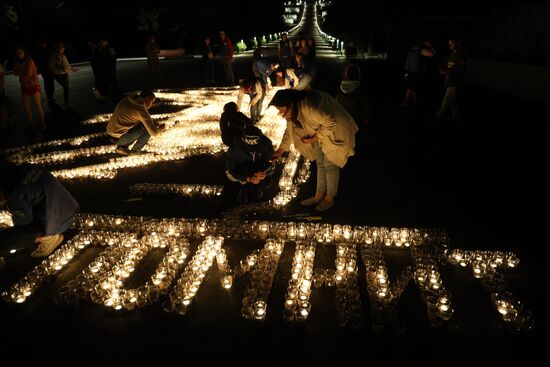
[0,222,43,254]
[204,59,215,83]
[42,74,55,104]
[54,74,70,105]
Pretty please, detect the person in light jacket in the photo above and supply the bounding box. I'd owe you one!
[270,89,358,211]
[106,89,165,155]
[49,42,77,106]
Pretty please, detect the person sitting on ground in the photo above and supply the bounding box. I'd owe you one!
[107,89,166,155]
[0,161,79,257]
[225,115,275,204]
[236,78,265,123]
[219,102,252,147]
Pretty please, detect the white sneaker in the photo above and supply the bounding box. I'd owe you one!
[31,234,64,258]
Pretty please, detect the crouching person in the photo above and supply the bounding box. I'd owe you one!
[0,161,79,257]
[225,115,275,203]
[107,89,165,155]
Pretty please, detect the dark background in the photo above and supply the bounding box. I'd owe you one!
[2,0,550,66]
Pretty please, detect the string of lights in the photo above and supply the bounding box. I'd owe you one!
[130,183,224,198]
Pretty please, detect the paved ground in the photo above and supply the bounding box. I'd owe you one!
[0,1,545,363]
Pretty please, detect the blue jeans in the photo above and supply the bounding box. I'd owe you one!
[116,124,151,151]
[312,141,339,198]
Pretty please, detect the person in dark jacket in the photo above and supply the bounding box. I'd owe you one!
[436,36,467,122]
[0,162,79,257]
[219,102,250,147]
[202,36,216,85]
[336,64,370,126]
[225,117,275,203]
[34,40,55,106]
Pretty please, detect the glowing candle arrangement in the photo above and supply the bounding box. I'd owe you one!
[446,249,520,274]
[444,248,532,331]
[284,241,316,322]
[360,242,394,329]
[0,211,532,331]
[71,213,442,247]
[240,239,285,320]
[272,148,311,207]
[18,145,117,165]
[165,236,226,315]
[411,246,454,326]
[334,243,362,327]
[61,233,189,310]
[130,183,224,198]
[3,87,288,181]
[0,210,14,229]
[2,232,97,304]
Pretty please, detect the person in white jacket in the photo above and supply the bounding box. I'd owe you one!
[270,89,358,211]
[236,78,265,123]
[107,90,165,155]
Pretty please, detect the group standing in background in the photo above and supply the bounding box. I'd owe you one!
[145,35,161,85]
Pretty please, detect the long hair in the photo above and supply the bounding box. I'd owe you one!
[269,89,308,128]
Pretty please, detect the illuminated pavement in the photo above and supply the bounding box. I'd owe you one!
[0,1,544,363]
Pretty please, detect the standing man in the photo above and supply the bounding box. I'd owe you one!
[436,36,467,123]
[107,90,166,155]
[49,42,78,107]
[145,34,161,85]
[219,31,235,85]
[34,41,55,107]
[278,33,293,69]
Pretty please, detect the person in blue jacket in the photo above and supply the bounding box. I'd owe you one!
[0,161,79,257]
[225,115,275,203]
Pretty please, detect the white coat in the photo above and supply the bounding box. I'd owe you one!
[278,89,358,168]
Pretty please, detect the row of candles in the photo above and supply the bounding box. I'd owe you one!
[444,248,532,331]
[1,220,529,331]
[333,243,362,327]
[284,241,316,321]
[3,87,287,182]
[272,147,311,208]
[1,132,106,158]
[130,183,224,198]
[72,213,447,247]
[240,239,285,320]
[57,233,190,310]
[165,236,230,315]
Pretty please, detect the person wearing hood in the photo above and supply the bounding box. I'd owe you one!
[270,89,358,211]
[225,116,275,204]
[219,101,252,147]
[107,89,166,155]
[336,64,370,126]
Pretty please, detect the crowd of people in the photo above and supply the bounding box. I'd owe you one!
[0,29,468,261]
